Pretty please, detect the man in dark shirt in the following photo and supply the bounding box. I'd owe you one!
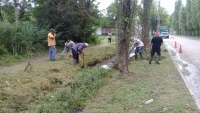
[146,32,163,64]
[71,43,88,66]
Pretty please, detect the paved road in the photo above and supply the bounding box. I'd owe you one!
[165,36,200,68]
[164,35,200,109]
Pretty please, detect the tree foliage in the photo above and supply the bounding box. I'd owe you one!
[33,0,101,44]
[179,7,186,35]
[141,0,153,47]
[150,1,170,35]
[170,0,200,37]
[0,0,104,56]
[171,0,182,34]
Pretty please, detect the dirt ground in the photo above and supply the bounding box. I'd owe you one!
[0,55,59,74]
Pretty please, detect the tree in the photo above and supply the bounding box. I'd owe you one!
[191,0,199,36]
[150,1,157,35]
[105,2,117,28]
[171,0,182,34]
[116,0,136,76]
[179,6,187,35]
[186,0,192,35]
[141,0,153,47]
[32,0,101,44]
[150,1,170,35]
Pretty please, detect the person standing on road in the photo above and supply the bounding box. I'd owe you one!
[71,43,89,65]
[48,29,56,61]
[61,39,75,56]
[108,32,112,44]
[146,32,163,64]
[129,38,144,60]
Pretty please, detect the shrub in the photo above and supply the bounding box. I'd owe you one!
[0,45,8,56]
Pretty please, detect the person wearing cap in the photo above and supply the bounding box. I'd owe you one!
[146,32,163,64]
[48,29,56,61]
[71,43,88,65]
[61,39,75,56]
[129,38,144,60]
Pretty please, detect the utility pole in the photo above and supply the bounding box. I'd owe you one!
[157,0,160,33]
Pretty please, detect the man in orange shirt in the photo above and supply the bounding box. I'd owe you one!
[48,29,56,61]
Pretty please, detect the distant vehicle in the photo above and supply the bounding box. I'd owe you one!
[160,29,169,39]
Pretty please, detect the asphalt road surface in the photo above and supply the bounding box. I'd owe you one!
[164,35,200,109]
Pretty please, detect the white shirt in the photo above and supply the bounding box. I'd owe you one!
[131,38,144,49]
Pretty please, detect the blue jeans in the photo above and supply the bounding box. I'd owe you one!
[49,45,56,60]
[62,46,72,55]
[135,46,143,54]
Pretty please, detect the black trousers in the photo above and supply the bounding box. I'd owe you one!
[108,38,111,43]
[150,48,161,56]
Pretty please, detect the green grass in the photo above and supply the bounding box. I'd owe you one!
[0,37,199,113]
[83,46,200,113]
[0,38,117,113]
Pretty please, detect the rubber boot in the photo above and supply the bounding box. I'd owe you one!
[135,54,138,60]
[77,59,79,64]
[139,53,143,60]
[73,59,77,66]
[156,55,160,64]
[149,56,153,64]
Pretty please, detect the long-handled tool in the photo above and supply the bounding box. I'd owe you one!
[81,53,85,69]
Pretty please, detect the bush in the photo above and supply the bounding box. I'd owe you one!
[0,54,19,66]
[0,45,8,56]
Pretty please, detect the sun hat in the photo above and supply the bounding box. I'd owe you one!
[84,43,89,47]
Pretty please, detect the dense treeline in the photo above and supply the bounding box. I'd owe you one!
[0,0,175,58]
[171,0,200,36]
[0,0,104,56]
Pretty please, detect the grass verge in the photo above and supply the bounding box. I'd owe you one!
[83,46,200,113]
[0,38,199,113]
[0,40,116,112]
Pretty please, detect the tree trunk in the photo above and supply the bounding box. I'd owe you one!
[116,0,133,76]
[141,0,153,47]
[80,16,88,42]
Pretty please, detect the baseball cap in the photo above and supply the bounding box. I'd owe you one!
[50,29,56,32]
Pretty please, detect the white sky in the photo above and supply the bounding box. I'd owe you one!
[95,0,186,15]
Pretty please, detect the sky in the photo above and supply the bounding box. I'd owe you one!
[95,0,186,15]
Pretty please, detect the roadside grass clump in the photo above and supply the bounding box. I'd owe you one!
[22,65,112,113]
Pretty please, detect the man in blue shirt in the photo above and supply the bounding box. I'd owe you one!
[146,32,163,64]
[71,43,89,65]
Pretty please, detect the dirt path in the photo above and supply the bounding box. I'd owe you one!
[0,55,51,74]
[0,43,115,74]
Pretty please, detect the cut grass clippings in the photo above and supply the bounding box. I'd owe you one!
[83,45,200,113]
[21,66,112,113]
[0,40,116,112]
